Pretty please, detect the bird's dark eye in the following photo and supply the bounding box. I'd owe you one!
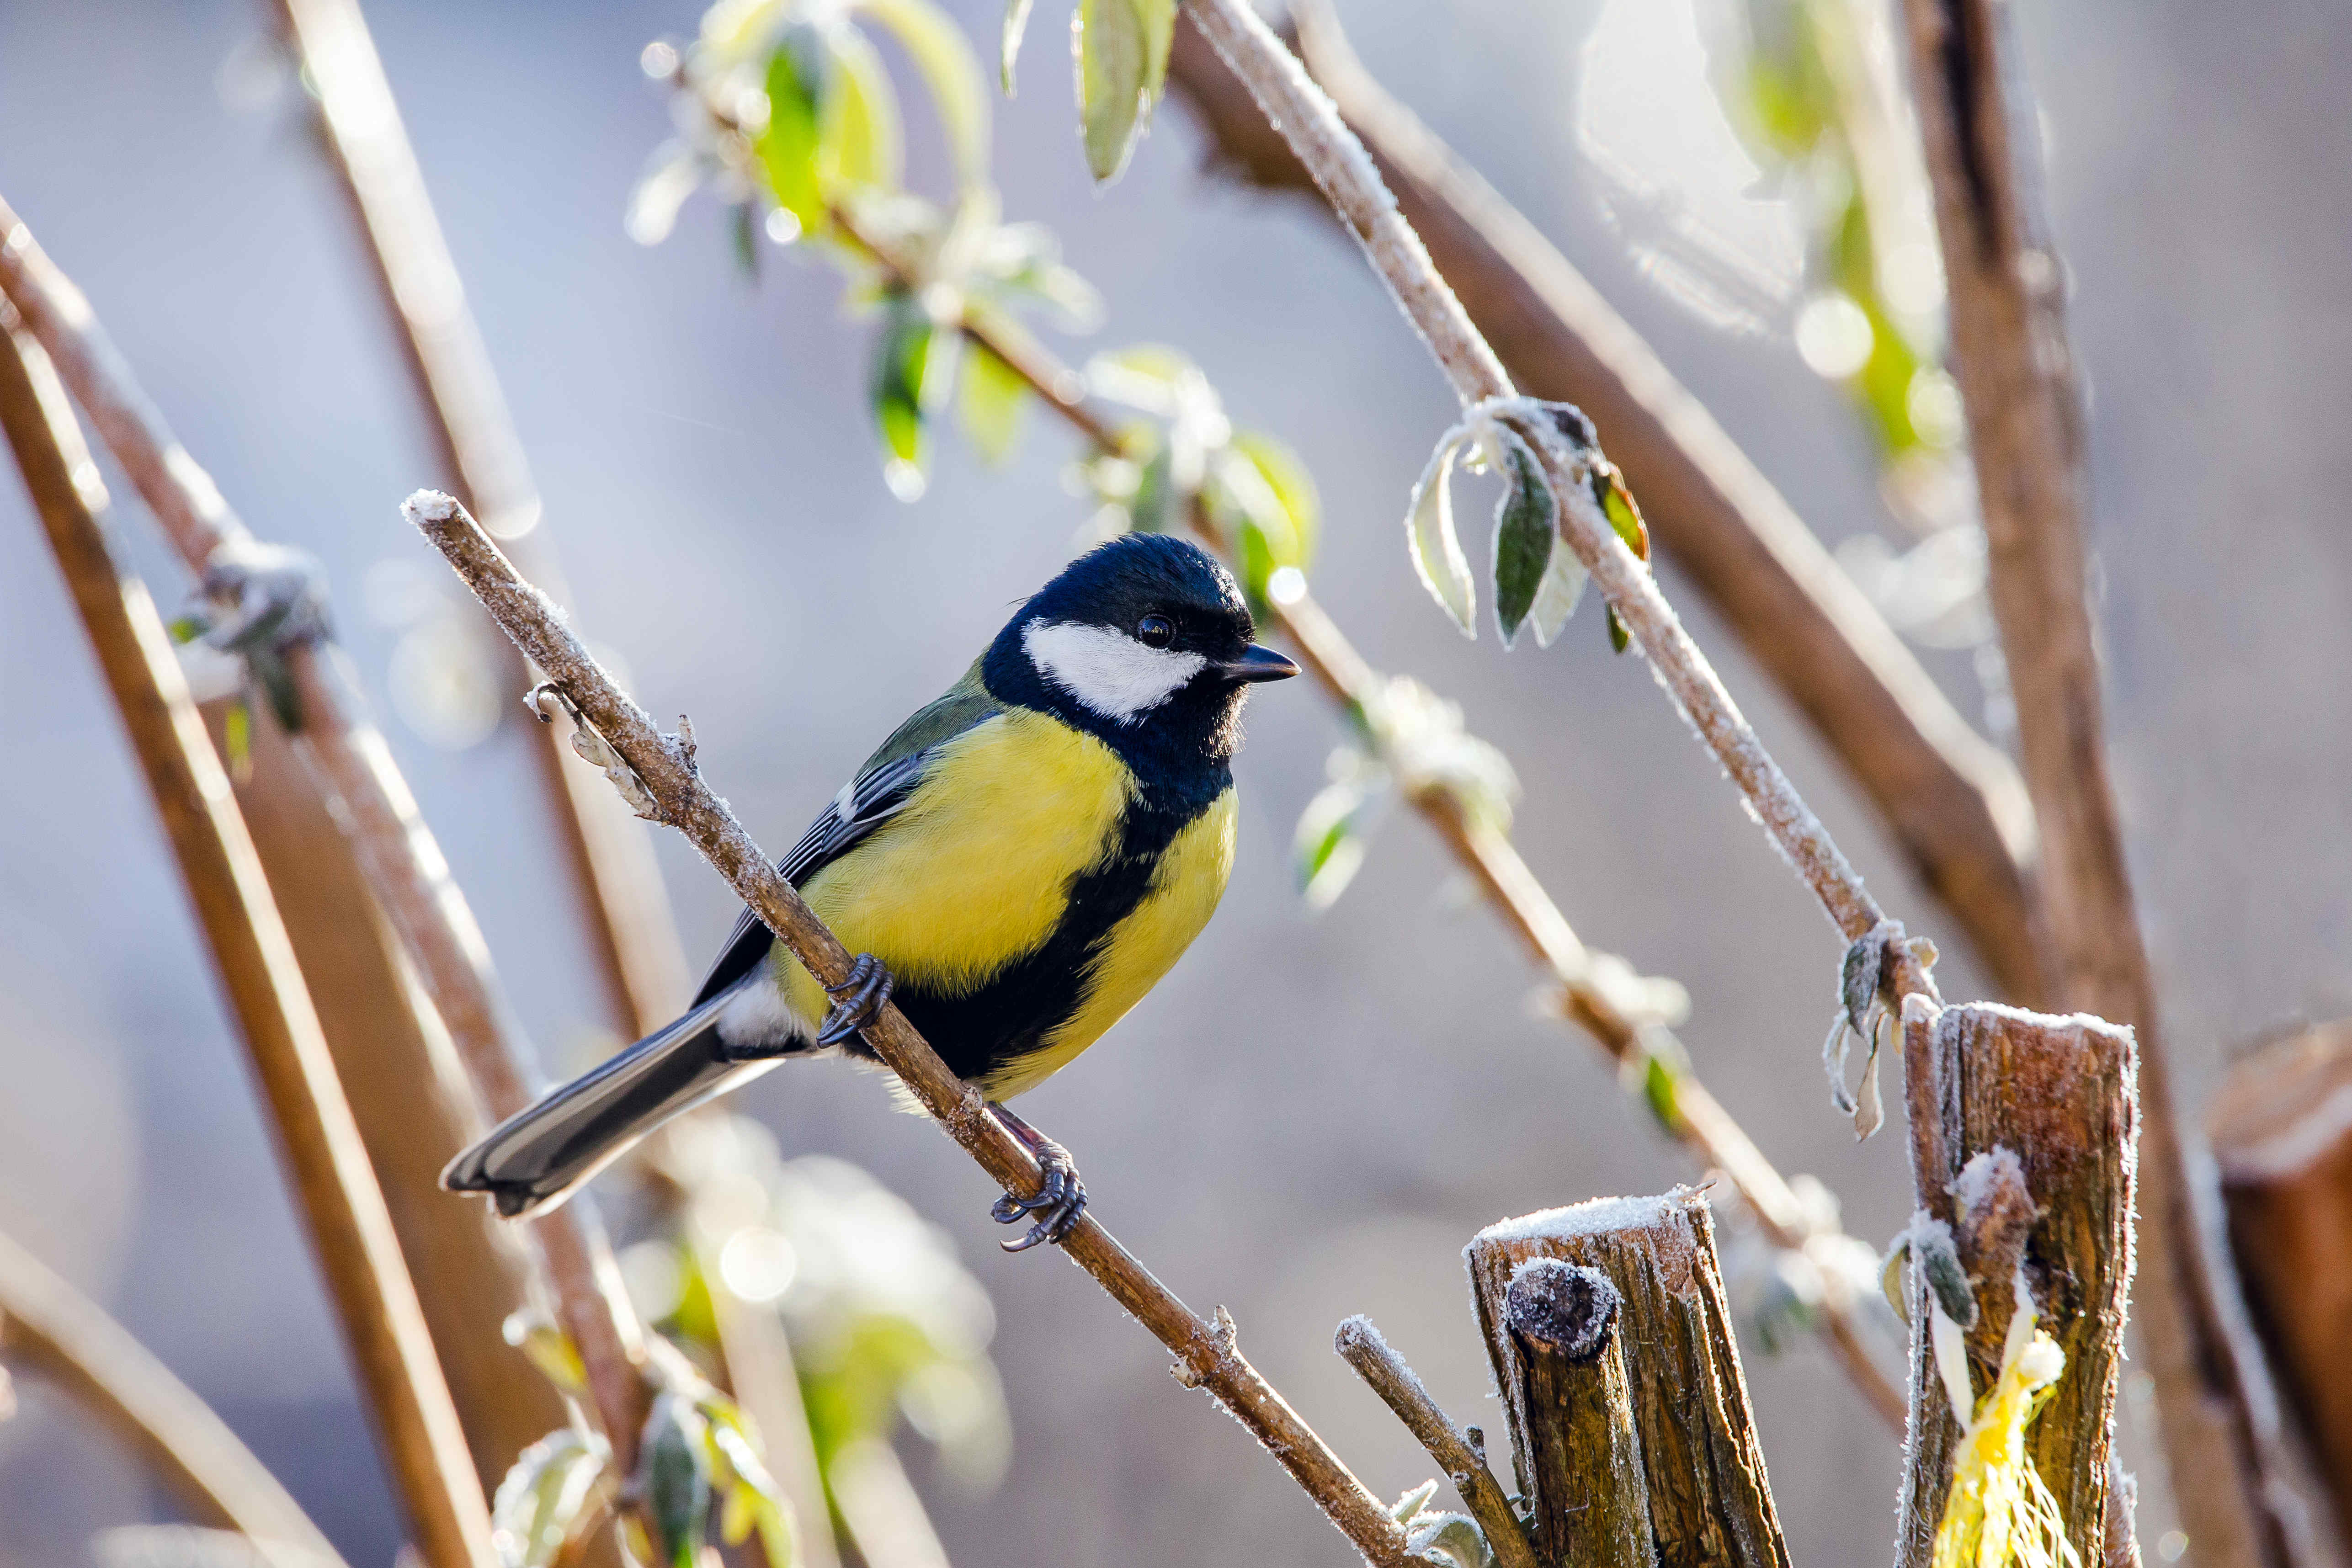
[1136,614,1175,649]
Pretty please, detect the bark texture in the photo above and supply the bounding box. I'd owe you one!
[1895,1000,2139,1568]
[1469,1192,1788,1568]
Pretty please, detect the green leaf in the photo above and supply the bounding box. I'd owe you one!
[821,25,904,193]
[1136,0,1176,107]
[222,699,251,778]
[857,0,990,190]
[1592,463,1649,560]
[491,1429,610,1568]
[1293,775,1371,912]
[1128,442,1175,534]
[501,1310,587,1397]
[166,613,208,644]
[871,292,948,497]
[1490,432,1556,647]
[1605,604,1629,654]
[1076,0,1148,181]
[1226,430,1319,571]
[1525,542,1587,649]
[759,30,829,231]
[1000,0,1036,92]
[1641,1052,1683,1133]
[640,1393,712,1568]
[1406,435,1475,636]
[956,341,1030,465]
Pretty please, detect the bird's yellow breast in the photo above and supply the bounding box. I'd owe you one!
[774,708,1132,1019]
[981,787,1236,1099]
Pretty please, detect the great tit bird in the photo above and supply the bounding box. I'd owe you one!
[444,533,1298,1247]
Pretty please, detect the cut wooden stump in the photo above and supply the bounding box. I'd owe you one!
[1469,1190,1788,1568]
[2210,1022,2352,1534]
[1895,999,2139,1568]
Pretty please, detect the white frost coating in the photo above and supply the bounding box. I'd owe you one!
[1952,1146,2027,1219]
[1471,1188,1689,1248]
[1022,619,1205,723]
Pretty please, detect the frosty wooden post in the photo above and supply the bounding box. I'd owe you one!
[1894,1000,2139,1567]
[2209,1022,2352,1526]
[1468,1191,1789,1568]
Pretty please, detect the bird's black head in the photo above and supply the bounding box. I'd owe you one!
[981,533,1298,777]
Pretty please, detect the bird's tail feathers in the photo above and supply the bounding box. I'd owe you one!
[441,986,783,1219]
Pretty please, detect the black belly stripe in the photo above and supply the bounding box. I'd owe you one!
[841,766,1229,1087]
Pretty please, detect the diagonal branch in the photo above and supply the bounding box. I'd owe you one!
[406,489,1416,1568]
[1163,6,2045,1006]
[1894,0,2301,1561]
[0,195,656,1483]
[0,314,493,1568]
[1178,0,1940,1038]
[835,207,1905,1428]
[0,1227,346,1568]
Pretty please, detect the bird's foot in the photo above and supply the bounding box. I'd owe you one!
[815,954,894,1046]
[988,1102,1087,1253]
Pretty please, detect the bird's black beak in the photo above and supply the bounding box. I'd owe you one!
[1219,643,1300,683]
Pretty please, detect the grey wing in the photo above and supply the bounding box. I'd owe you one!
[687,677,1000,1007]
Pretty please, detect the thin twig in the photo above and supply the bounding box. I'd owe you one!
[266,0,693,1039]
[1181,0,1921,1003]
[1334,1316,1537,1568]
[1892,3,2296,1563]
[0,195,656,1480]
[833,202,1908,1430]
[0,1228,346,1568]
[406,489,1415,1568]
[1162,4,2047,1006]
[0,318,494,1568]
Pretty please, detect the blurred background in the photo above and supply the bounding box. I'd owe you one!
[2,0,2347,1563]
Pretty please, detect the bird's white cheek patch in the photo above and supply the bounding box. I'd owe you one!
[1022,620,1206,723]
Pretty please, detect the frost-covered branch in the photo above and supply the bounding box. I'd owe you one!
[405,489,1416,1568]
[0,197,656,1485]
[830,201,1905,1428]
[1179,0,1934,1016]
[1334,1316,1537,1568]
[1161,6,2046,1007]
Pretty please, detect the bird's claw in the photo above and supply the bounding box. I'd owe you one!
[816,954,893,1046]
[989,1106,1087,1252]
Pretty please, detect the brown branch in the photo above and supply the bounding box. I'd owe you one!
[209,696,570,1492]
[1469,1192,1791,1568]
[1163,4,2047,1007]
[265,0,692,1040]
[1332,1316,1538,1568]
[406,489,1415,1568]
[0,1228,345,1568]
[1496,1261,1655,1568]
[1892,4,2296,1563]
[834,203,1907,1430]
[2210,1023,2352,1533]
[1893,1001,2138,1568]
[0,318,494,1568]
[0,195,655,1483]
[1179,0,1937,1014]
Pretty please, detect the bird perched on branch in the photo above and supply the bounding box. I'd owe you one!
[444,533,1298,1248]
